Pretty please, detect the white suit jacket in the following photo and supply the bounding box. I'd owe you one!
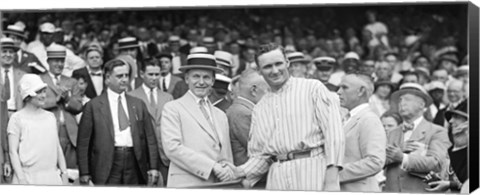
[161,91,233,187]
[339,106,386,192]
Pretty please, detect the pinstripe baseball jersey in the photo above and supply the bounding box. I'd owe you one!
[239,77,345,190]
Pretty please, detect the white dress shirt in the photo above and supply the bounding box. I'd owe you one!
[142,83,158,104]
[107,88,133,147]
[87,66,103,96]
[162,73,172,91]
[188,90,212,123]
[1,66,15,110]
[171,53,182,74]
[401,116,425,169]
[345,103,370,125]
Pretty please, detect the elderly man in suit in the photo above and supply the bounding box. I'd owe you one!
[129,61,173,186]
[156,53,182,95]
[384,83,451,192]
[227,69,268,166]
[77,58,159,186]
[4,24,47,74]
[0,37,28,182]
[39,45,83,176]
[160,53,234,187]
[336,74,386,192]
[72,47,105,99]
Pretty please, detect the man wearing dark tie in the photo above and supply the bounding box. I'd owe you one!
[129,61,173,185]
[156,53,182,95]
[77,59,159,186]
[72,47,105,99]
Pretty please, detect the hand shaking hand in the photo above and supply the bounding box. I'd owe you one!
[213,161,246,182]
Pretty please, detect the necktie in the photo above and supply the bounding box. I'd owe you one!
[342,112,351,125]
[149,88,156,107]
[403,122,414,132]
[55,75,60,86]
[162,78,167,92]
[199,99,221,147]
[3,69,10,101]
[118,95,130,131]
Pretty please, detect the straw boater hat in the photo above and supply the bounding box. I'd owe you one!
[46,45,67,59]
[313,56,337,70]
[4,24,27,39]
[286,52,310,64]
[424,81,446,92]
[189,47,209,54]
[213,73,232,95]
[156,52,173,60]
[445,99,468,121]
[344,52,360,61]
[374,80,396,91]
[168,35,180,43]
[0,37,20,51]
[179,53,223,73]
[117,37,140,50]
[214,50,233,68]
[203,37,215,46]
[39,22,55,34]
[391,82,433,107]
[18,74,48,100]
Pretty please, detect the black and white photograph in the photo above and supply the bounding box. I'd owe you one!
[0,0,477,194]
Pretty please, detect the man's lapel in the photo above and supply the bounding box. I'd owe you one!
[42,73,62,95]
[98,93,115,139]
[409,118,428,142]
[343,107,369,135]
[179,93,217,142]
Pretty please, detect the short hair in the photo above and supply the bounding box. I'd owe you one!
[85,47,103,58]
[346,73,374,98]
[254,43,287,67]
[381,111,403,125]
[103,59,131,77]
[141,58,161,72]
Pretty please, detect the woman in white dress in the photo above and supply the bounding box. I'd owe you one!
[7,74,68,185]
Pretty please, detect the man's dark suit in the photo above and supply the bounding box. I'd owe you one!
[77,92,159,185]
[14,50,46,74]
[72,67,105,99]
[226,97,254,166]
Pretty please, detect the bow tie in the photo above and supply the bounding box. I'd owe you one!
[90,72,103,76]
[403,122,414,132]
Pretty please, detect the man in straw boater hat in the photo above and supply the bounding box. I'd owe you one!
[3,23,47,74]
[39,45,84,181]
[214,50,233,77]
[170,47,210,99]
[115,37,144,90]
[160,53,235,187]
[313,56,340,92]
[286,51,310,78]
[77,58,159,186]
[27,22,85,77]
[0,37,29,183]
[224,43,345,191]
[384,82,451,192]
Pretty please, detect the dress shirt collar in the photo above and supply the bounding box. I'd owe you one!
[237,96,255,107]
[188,90,210,105]
[86,65,103,75]
[142,83,157,94]
[49,72,60,81]
[412,116,424,130]
[107,87,126,102]
[349,103,370,118]
[163,72,171,81]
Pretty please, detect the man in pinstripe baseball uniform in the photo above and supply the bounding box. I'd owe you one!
[226,43,345,191]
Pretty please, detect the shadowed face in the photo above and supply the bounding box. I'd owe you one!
[47,58,65,76]
[0,48,15,65]
[106,64,130,93]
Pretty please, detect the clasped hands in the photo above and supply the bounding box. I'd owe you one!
[212,161,245,182]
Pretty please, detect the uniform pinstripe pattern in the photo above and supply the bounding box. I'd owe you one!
[239,77,345,190]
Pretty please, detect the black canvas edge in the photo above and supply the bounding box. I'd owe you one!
[468,1,479,193]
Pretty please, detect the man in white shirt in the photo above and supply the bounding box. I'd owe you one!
[384,83,451,192]
[337,74,386,192]
[72,47,104,99]
[77,59,160,186]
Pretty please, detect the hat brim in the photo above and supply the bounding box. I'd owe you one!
[23,83,48,100]
[179,65,224,73]
[391,89,433,107]
[117,45,140,50]
[445,110,468,121]
[4,30,27,39]
[2,45,20,52]
[375,81,396,90]
[290,59,310,64]
[217,61,232,67]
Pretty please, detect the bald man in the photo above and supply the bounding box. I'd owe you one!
[337,74,386,192]
[227,69,269,166]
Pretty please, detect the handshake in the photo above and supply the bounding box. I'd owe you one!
[212,161,246,183]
